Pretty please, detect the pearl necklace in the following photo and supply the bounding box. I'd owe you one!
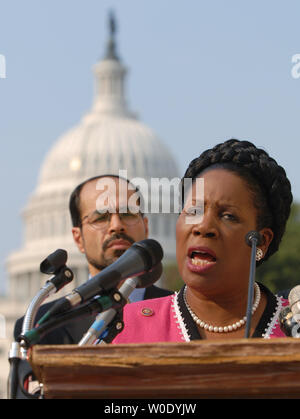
[183,282,261,333]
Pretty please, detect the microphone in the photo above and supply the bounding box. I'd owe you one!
[244,230,262,338]
[37,239,163,324]
[20,249,73,348]
[279,306,300,337]
[288,285,300,318]
[278,286,300,338]
[245,230,263,247]
[20,263,163,348]
[78,262,163,345]
[8,249,73,399]
[40,249,68,275]
[19,291,125,348]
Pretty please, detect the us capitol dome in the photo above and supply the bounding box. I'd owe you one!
[6,14,180,305]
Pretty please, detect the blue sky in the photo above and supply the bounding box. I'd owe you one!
[1,0,300,293]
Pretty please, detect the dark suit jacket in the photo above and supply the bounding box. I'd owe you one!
[276,289,290,299]
[14,285,173,345]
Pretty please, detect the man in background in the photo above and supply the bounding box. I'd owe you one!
[14,174,172,344]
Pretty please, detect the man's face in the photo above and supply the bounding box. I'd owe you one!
[72,177,149,277]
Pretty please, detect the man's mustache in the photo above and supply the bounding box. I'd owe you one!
[102,233,135,251]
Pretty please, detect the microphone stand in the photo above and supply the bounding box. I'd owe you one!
[78,263,163,346]
[244,231,262,338]
[19,265,73,358]
[8,281,58,399]
[78,277,139,346]
[19,288,127,349]
[78,307,123,346]
[7,250,73,399]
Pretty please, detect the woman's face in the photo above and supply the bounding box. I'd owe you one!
[176,168,273,295]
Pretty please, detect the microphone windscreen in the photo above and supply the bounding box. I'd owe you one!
[288,285,300,316]
[279,306,295,337]
[40,249,68,274]
[132,239,164,270]
[136,262,163,288]
[245,231,263,247]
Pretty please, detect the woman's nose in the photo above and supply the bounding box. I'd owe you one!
[191,211,218,238]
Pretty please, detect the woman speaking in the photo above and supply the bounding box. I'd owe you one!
[113,139,293,342]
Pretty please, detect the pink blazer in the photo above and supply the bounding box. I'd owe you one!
[113,293,288,344]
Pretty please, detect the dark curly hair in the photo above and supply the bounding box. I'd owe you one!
[181,139,293,264]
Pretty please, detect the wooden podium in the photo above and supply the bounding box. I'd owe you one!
[29,338,300,399]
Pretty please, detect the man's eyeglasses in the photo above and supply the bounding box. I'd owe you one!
[80,209,143,231]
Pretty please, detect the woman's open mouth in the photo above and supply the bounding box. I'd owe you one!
[187,247,217,273]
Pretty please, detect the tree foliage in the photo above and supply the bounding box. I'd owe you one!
[256,203,300,294]
[163,263,183,292]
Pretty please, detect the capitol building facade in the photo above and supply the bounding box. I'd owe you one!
[0,16,180,397]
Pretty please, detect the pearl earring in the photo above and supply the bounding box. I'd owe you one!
[256,248,264,261]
